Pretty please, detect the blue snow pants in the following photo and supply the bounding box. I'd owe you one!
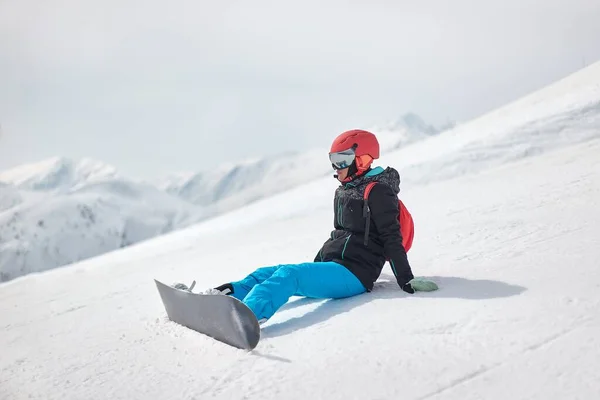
[229,261,367,321]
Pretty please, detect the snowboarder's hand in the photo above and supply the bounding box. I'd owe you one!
[407,277,439,292]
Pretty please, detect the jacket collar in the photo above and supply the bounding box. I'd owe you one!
[343,166,385,188]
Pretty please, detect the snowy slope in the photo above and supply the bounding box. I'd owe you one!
[1,63,599,400]
[1,133,599,400]
[0,178,205,282]
[0,183,49,213]
[0,182,24,212]
[389,62,600,188]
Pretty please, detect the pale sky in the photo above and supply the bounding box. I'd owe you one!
[1,0,599,178]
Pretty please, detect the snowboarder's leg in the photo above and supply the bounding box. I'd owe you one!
[227,266,281,301]
[293,262,366,299]
[242,261,365,321]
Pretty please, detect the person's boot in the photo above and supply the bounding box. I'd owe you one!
[200,283,234,295]
[206,283,268,325]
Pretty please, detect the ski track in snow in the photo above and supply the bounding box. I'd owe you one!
[416,324,586,400]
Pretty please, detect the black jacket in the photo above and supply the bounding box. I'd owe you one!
[315,166,414,291]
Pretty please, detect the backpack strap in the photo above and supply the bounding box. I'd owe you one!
[362,182,377,246]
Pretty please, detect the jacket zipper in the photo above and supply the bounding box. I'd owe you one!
[341,234,352,260]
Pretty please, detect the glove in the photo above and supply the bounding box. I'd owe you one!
[409,277,439,292]
[401,277,439,293]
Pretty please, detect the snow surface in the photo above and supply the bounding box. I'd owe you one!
[1,63,600,400]
[1,130,599,400]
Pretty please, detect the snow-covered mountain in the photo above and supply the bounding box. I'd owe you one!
[153,113,444,213]
[2,63,600,400]
[0,156,119,192]
[0,114,440,282]
[0,182,23,212]
[0,177,205,282]
[371,112,441,138]
[154,149,325,206]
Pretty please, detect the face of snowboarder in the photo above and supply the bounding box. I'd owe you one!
[336,167,350,182]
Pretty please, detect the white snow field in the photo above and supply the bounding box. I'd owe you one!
[1,62,600,400]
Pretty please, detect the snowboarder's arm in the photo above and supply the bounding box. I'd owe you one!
[369,184,415,290]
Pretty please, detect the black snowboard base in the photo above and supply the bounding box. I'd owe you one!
[154,279,261,350]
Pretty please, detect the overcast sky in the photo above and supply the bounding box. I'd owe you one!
[1,0,599,178]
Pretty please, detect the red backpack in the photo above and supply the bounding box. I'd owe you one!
[362,182,414,252]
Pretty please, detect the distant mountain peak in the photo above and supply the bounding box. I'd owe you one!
[0,156,119,192]
[373,112,439,136]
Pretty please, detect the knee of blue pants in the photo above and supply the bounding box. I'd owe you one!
[230,265,280,301]
[242,261,365,321]
[242,264,300,320]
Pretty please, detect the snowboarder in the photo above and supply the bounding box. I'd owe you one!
[174,129,437,324]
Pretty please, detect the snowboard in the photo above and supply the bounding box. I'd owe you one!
[154,279,261,350]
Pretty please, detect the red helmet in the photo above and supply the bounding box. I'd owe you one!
[330,129,380,173]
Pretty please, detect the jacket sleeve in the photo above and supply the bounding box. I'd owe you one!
[368,184,415,287]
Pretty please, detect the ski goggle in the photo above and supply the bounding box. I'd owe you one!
[329,147,356,170]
